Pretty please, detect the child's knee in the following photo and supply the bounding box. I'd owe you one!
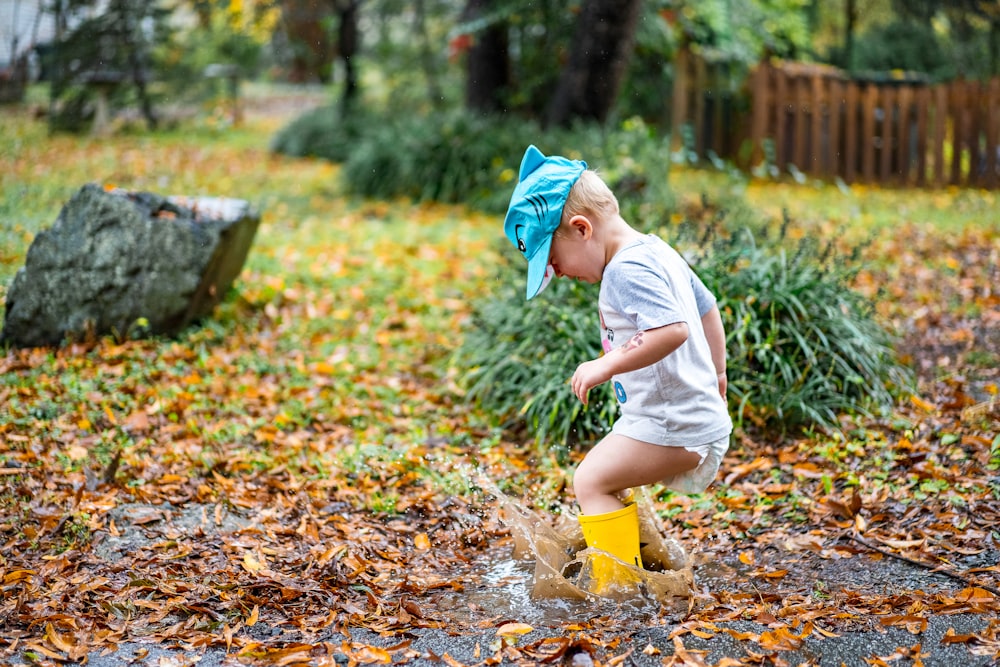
[572,460,603,498]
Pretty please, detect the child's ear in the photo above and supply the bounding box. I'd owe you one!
[568,214,594,239]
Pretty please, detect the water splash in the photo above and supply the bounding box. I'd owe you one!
[442,467,695,622]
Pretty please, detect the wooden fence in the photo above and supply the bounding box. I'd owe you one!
[671,48,1000,189]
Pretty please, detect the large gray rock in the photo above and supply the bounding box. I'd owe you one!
[1,184,260,348]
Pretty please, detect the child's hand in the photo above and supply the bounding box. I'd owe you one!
[571,359,611,405]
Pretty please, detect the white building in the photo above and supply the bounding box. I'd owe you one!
[2,0,52,69]
[0,0,108,70]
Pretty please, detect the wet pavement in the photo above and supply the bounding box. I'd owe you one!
[74,613,993,666]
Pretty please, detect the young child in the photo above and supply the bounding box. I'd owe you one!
[503,145,732,594]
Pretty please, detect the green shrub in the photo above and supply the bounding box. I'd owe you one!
[846,20,952,80]
[453,198,914,450]
[678,211,913,430]
[273,102,673,217]
[269,104,363,162]
[340,110,544,213]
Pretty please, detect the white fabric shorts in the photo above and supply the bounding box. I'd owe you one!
[658,435,730,494]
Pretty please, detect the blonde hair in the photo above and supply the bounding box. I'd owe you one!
[561,170,619,225]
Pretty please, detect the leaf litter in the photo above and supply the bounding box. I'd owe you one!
[1,115,999,665]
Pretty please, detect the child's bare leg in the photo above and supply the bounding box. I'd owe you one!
[574,433,700,515]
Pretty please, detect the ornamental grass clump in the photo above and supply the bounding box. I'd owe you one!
[682,211,914,430]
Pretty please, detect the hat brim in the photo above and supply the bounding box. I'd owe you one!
[525,233,554,300]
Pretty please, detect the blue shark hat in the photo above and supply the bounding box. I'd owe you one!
[503,145,587,299]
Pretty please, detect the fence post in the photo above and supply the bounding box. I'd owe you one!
[750,59,770,168]
[670,47,690,152]
[969,80,983,187]
[987,78,1000,189]
[774,66,789,170]
[694,56,707,158]
[879,86,895,182]
[793,73,808,170]
[896,85,912,184]
[915,86,930,187]
[951,80,966,186]
[933,83,947,187]
[844,80,859,183]
[810,72,824,174]
[827,78,843,178]
[862,83,877,181]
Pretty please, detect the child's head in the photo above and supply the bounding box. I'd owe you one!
[560,170,619,228]
[503,145,588,299]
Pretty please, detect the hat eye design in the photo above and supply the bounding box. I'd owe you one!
[515,224,526,252]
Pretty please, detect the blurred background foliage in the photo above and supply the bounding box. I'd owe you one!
[7,0,998,134]
[4,0,992,445]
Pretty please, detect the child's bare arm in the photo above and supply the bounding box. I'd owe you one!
[571,322,689,405]
[701,304,728,399]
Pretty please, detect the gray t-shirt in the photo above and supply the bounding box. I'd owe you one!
[599,234,733,447]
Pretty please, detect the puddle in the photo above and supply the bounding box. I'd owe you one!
[432,553,584,625]
[431,475,695,626]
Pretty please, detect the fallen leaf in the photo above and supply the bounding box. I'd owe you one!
[497,622,533,636]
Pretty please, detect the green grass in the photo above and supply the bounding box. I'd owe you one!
[0,103,506,502]
[667,165,999,238]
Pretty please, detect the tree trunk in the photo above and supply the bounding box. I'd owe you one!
[281,0,335,82]
[414,0,443,108]
[119,1,157,130]
[844,0,857,72]
[992,19,1000,76]
[544,0,642,128]
[463,0,509,114]
[333,0,360,112]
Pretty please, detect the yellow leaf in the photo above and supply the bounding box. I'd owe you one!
[22,642,65,660]
[497,622,533,636]
[882,539,925,549]
[243,552,264,573]
[46,623,77,654]
[247,604,259,627]
[759,626,805,651]
[738,550,755,565]
[414,533,431,550]
[353,646,392,664]
[910,395,936,412]
[66,445,89,461]
[4,569,35,584]
[313,361,336,375]
[956,587,995,602]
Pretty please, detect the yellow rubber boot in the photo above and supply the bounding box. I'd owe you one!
[577,502,643,596]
